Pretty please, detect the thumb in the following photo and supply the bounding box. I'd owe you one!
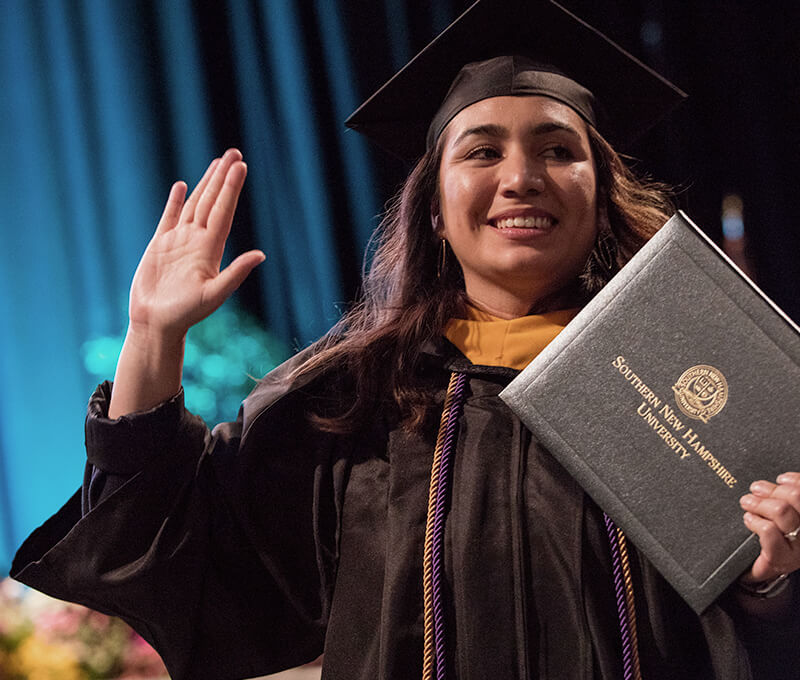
[204,250,266,310]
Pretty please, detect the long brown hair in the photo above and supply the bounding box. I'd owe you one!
[292,124,674,432]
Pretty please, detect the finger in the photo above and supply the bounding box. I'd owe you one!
[743,511,798,578]
[182,157,221,223]
[194,149,243,227]
[778,472,800,485]
[768,483,800,535]
[740,494,800,534]
[748,480,777,497]
[156,181,188,234]
[201,250,266,312]
[750,474,800,496]
[747,477,800,528]
[207,161,247,246]
[763,480,800,509]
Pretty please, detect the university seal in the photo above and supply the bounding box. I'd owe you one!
[672,365,728,423]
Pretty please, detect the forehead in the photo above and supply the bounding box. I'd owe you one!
[443,95,590,143]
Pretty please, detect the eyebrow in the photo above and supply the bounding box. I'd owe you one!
[452,120,582,147]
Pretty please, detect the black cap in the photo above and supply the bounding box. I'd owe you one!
[345,0,686,161]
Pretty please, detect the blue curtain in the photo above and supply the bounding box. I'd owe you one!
[0,0,166,570]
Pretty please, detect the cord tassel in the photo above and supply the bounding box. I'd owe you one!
[604,513,642,680]
[422,372,467,680]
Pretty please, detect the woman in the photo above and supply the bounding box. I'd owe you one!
[12,1,800,679]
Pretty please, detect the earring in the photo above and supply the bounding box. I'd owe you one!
[437,239,447,279]
[579,209,618,297]
[594,229,617,271]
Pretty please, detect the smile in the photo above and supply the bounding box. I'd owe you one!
[493,216,555,229]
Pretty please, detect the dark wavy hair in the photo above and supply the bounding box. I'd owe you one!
[292,124,674,432]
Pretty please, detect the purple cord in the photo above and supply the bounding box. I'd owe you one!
[431,372,467,680]
[604,513,634,680]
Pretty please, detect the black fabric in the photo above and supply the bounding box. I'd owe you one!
[11,339,797,680]
[345,0,686,160]
[426,57,597,151]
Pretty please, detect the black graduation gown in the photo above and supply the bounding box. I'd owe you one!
[10,339,798,680]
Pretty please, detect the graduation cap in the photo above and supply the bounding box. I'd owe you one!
[345,0,686,161]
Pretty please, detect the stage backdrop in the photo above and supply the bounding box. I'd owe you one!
[1,0,798,572]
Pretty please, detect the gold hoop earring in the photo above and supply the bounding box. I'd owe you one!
[437,239,447,279]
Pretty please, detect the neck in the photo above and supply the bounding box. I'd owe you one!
[465,295,529,319]
[465,281,583,319]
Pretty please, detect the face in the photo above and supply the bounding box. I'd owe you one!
[437,95,598,315]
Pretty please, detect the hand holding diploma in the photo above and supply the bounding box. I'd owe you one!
[739,472,800,594]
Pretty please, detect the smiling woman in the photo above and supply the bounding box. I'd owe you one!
[10,1,800,679]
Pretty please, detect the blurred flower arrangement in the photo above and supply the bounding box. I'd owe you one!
[0,578,168,679]
[82,304,290,425]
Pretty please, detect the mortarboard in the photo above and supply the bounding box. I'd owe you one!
[345,0,687,161]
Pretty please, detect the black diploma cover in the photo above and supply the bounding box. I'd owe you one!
[500,211,800,613]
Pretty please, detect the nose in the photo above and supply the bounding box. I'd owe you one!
[499,150,546,197]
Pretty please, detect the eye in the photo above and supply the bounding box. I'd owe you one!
[464,145,502,161]
[541,144,574,161]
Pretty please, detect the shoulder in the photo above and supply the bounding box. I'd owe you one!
[231,344,355,446]
[241,346,320,417]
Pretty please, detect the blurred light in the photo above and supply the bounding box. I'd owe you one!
[200,354,229,382]
[183,385,218,423]
[721,192,755,281]
[81,304,290,425]
[722,193,745,240]
[640,20,664,49]
[82,336,124,377]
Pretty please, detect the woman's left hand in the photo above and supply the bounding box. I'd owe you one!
[739,471,800,583]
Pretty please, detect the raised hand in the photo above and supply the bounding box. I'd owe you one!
[129,148,265,339]
[108,149,264,419]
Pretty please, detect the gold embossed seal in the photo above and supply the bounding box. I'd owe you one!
[672,365,728,423]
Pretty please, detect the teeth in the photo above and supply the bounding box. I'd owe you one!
[494,216,553,229]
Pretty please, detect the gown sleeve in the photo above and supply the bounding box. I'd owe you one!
[727,578,800,680]
[10,356,340,680]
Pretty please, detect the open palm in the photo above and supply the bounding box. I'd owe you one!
[129,148,265,339]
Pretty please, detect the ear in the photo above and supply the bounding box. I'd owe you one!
[430,193,443,236]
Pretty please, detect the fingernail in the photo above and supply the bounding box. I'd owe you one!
[740,495,756,509]
[777,474,793,484]
[750,481,770,495]
[742,512,754,523]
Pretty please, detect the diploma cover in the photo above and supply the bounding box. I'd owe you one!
[500,211,800,613]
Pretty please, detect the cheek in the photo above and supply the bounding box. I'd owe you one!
[440,173,470,216]
[566,165,598,214]
[439,171,494,235]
